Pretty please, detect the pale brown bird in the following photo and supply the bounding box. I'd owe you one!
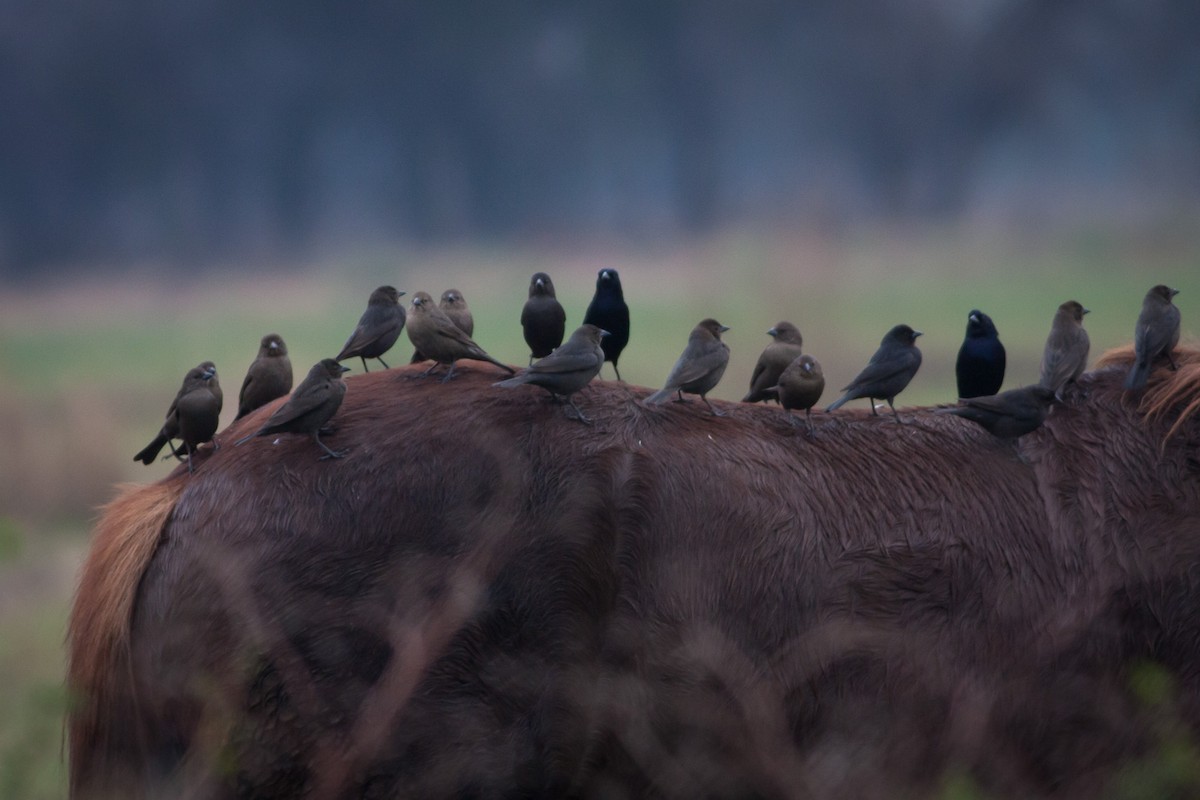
[743,321,804,403]
[495,324,607,423]
[405,291,514,381]
[1039,301,1090,395]
[644,319,731,416]
[412,289,475,363]
[235,359,350,460]
[772,354,825,432]
[235,334,293,420]
[1125,285,1181,391]
[134,362,223,473]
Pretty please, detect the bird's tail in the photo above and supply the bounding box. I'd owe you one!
[1124,359,1151,391]
[493,373,530,389]
[477,352,516,374]
[825,395,850,413]
[132,432,168,465]
[644,387,673,405]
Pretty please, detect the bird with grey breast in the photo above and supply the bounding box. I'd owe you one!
[405,291,515,381]
[771,354,825,432]
[495,324,607,423]
[235,358,350,460]
[411,289,474,363]
[521,272,567,364]
[235,333,293,420]
[938,384,1058,439]
[644,318,731,416]
[825,324,923,421]
[134,361,223,473]
[1125,284,1181,391]
[743,321,805,403]
[1038,300,1090,397]
[336,285,407,372]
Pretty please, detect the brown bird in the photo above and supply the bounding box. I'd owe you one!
[520,272,567,363]
[412,289,475,363]
[234,359,350,460]
[495,324,607,423]
[406,291,515,381]
[1039,301,1090,395]
[336,285,407,372]
[644,318,731,416]
[939,385,1058,439]
[235,334,293,420]
[771,354,825,432]
[743,321,804,403]
[133,362,223,473]
[1125,285,1181,391]
[826,324,923,421]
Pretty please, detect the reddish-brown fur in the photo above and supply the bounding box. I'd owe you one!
[69,351,1200,799]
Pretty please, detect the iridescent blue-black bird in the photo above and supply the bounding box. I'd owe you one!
[582,268,630,381]
[955,310,1006,399]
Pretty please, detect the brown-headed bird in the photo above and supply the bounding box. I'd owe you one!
[825,324,922,421]
[743,321,804,403]
[336,285,406,372]
[939,384,1057,439]
[495,324,607,423]
[644,318,731,416]
[1039,301,1090,395]
[772,354,825,432]
[134,361,223,473]
[1125,285,1181,391]
[521,272,567,363]
[412,289,474,363]
[234,358,350,460]
[235,333,293,420]
[406,291,515,381]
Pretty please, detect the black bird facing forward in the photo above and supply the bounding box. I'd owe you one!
[495,324,607,423]
[235,358,350,460]
[939,384,1058,439]
[1125,284,1181,391]
[406,291,514,381]
[235,334,293,420]
[825,324,923,421]
[955,310,1005,399]
[336,285,407,372]
[772,354,825,432]
[582,268,630,380]
[134,361,223,473]
[743,321,804,404]
[645,318,731,416]
[1039,301,1090,395]
[521,272,567,363]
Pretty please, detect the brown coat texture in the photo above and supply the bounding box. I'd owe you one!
[69,345,1200,799]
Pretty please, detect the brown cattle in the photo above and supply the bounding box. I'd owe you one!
[68,346,1200,799]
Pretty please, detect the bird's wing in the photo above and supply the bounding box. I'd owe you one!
[530,347,601,375]
[663,344,726,389]
[845,349,917,391]
[238,367,256,409]
[748,356,768,392]
[262,378,330,428]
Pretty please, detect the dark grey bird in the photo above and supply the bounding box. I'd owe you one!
[411,289,474,364]
[582,268,630,380]
[771,354,825,432]
[134,362,223,473]
[520,272,567,364]
[939,384,1058,439]
[825,324,923,421]
[955,310,1006,399]
[405,291,515,381]
[235,333,293,420]
[1039,301,1090,395]
[495,324,607,423]
[644,318,731,416]
[743,321,804,404]
[1125,284,1181,391]
[336,285,407,372]
[234,359,350,460]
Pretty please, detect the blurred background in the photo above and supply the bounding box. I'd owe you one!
[2,2,1198,796]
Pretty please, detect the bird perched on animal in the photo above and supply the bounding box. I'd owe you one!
[771,354,825,432]
[411,289,474,363]
[235,334,293,420]
[955,310,1005,399]
[521,272,567,364]
[336,285,407,372]
[235,358,350,460]
[1039,301,1090,395]
[644,318,731,416]
[938,385,1058,439]
[406,291,515,381]
[826,324,923,421]
[1125,284,1181,392]
[134,361,223,473]
[582,268,630,380]
[495,324,607,423]
[743,321,804,404]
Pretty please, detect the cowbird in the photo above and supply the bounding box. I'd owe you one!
[772,354,825,432]
[235,358,350,460]
[939,385,1058,439]
[495,324,607,423]
[582,268,630,380]
[134,362,223,473]
[521,272,567,363]
[644,319,731,416]
[411,289,474,363]
[743,321,804,403]
[235,334,293,420]
[1125,285,1181,391]
[406,291,515,381]
[955,310,1006,399]
[1039,301,1090,395]
[336,285,407,372]
[826,324,923,421]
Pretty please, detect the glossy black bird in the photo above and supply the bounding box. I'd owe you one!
[411,289,474,364]
[406,291,515,381]
[134,362,223,473]
[826,324,923,421]
[1125,285,1181,391]
[1039,301,1090,395]
[743,321,804,404]
[955,310,1006,399]
[771,354,825,432]
[582,268,630,380]
[495,324,607,423]
[235,359,350,460]
[235,334,293,420]
[939,385,1058,439]
[336,285,407,372]
[520,272,567,364]
[644,319,731,416]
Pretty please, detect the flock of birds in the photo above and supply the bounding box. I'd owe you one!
[134,271,1183,469]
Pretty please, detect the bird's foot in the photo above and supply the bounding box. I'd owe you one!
[318,448,348,461]
[319,423,338,436]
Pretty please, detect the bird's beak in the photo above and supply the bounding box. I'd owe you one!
[719,325,731,333]
[1082,308,1090,315]
[601,270,611,280]
[913,331,924,338]
[969,313,979,323]
[269,342,278,351]
[1171,288,1180,298]
[398,290,407,297]
[338,364,351,374]
[536,278,544,288]
[767,328,778,337]
[600,329,611,338]
[203,367,216,379]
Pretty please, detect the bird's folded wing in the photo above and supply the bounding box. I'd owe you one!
[264,380,329,426]
[530,351,599,374]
